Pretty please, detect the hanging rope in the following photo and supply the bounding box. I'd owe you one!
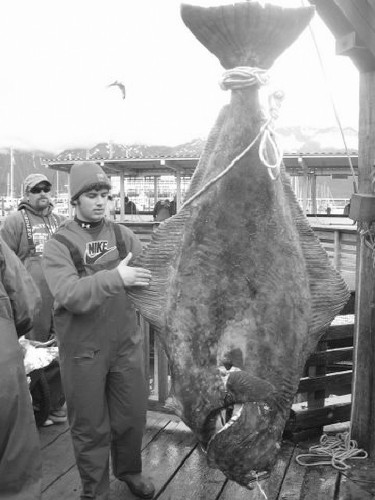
[181,67,283,210]
[301,0,358,194]
[359,222,375,267]
[259,90,284,180]
[296,432,367,470]
[255,477,268,499]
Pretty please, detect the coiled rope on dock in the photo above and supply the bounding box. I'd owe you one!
[296,432,368,470]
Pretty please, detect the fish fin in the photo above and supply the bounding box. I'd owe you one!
[128,210,187,329]
[180,2,314,70]
[226,370,275,403]
[164,395,184,418]
[281,169,350,344]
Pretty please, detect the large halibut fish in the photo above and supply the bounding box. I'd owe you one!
[129,1,350,487]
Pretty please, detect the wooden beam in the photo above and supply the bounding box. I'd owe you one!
[175,170,181,210]
[335,31,375,71]
[335,0,375,58]
[308,0,375,71]
[286,402,351,432]
[305,346,353,367]
[310,173,317,214]
[309,0,352,38]
[298,370,352,393]
[350,71,375,456]
[298,157,309,214]
[323,323,353,342]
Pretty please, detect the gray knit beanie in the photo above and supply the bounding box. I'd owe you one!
[70,162,111,202]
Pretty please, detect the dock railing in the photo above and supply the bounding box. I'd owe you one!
[123,221,357,437]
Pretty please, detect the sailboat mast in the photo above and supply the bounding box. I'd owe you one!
[10,147,14,199]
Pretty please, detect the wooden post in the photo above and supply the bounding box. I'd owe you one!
[119,171,125,222]
[153,176,159,209]
[350,71,375,455]
[175,170,181,210]
[333,229,341,271]
[298,157,309,214]
[310,172,317,214]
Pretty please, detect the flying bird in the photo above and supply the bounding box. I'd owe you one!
[107,80,126,100]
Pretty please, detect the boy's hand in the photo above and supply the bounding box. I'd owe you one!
[117,252,152,287]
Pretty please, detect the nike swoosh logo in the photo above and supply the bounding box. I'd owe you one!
[85,246,116,264]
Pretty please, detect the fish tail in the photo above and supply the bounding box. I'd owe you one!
[180,2,314,70]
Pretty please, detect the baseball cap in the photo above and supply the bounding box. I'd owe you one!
[24,173,52,192]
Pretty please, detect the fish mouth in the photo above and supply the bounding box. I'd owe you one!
[200,400,280,486]
[201,402,245,449]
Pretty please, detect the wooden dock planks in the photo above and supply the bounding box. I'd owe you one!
[41,411,369,500]
[299,466,339,500]
[111,418,199,499]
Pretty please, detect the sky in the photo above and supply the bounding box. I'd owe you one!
[0,0,359,153]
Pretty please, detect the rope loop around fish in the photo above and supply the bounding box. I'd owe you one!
[295,432,368,471]
[219,66,270,90]
[181,113,282,210]
[180,67,284,210]
[181,120,267,210]
[181,117,282,210]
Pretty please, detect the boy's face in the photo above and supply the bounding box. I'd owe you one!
[75,189,109,222]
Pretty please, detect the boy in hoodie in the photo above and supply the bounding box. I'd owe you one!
[42,161,155,499]
[1,173,67,425]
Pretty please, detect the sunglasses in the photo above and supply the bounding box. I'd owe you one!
[30,186,51,194]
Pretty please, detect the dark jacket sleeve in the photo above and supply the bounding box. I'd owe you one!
[0,211,25,258]
[0,236,41,336]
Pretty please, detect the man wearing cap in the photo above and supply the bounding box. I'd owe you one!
[1,173,67,425]
[42,162,155,500]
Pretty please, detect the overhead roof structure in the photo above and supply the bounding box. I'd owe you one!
[310,0,375,72]
[43,151,359,178]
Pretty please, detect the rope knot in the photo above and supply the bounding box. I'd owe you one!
[268,90,285,121]
[180,70,284,210]
[219,66,269,91]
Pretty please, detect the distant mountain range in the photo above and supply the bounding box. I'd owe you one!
[0,126,358,197]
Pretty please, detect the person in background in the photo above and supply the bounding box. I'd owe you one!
[125,195,138,214]
[343,201,351,216]
[42,161,155,500]
[106,194,116,220]
[0,235,42,499]
[169,195,177,216]
[0,173,67,426]
[153,199,171,222]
